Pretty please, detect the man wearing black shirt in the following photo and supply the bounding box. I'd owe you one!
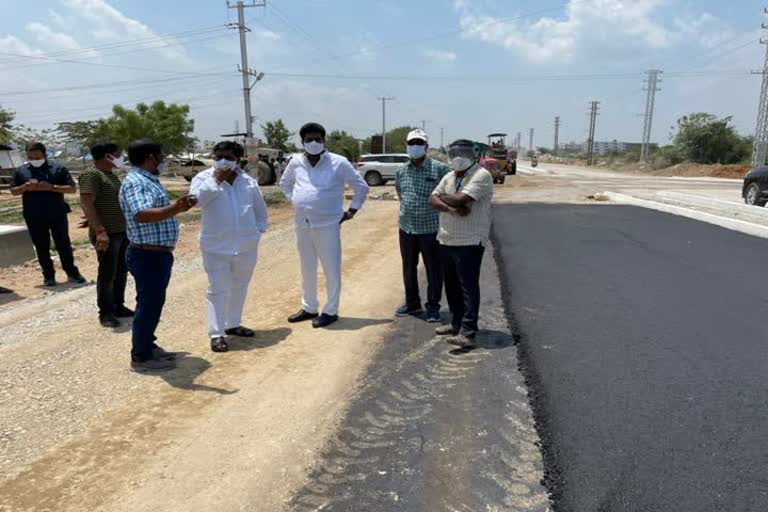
[11,142,86,287]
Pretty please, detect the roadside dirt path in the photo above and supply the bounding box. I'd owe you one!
[0,200,404,512]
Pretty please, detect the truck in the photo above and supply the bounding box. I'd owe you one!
[481,133,517,177]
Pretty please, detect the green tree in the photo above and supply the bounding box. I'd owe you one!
[0,105,15,142]
[363,125,418,154]
[261,119,294,150]
[672,113,750,164]
[11,125,63,148]
[326,130,361,161]
[55,120,105,149]
[94,101,194,155]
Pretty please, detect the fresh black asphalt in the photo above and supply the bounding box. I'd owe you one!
[493,204,768,512]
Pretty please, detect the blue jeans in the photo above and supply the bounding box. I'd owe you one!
[126,247,174,362]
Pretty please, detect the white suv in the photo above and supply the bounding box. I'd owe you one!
[356,153,410,186]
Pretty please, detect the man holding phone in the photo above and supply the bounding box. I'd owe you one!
[119,139,197,372]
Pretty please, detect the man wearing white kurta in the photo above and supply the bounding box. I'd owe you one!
[280,122,369,328]
[190,141,268,352]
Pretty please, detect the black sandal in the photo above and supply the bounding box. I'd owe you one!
[225,326,255,337]
[211,337,229,353]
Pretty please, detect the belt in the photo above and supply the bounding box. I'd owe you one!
[129,243,174,253]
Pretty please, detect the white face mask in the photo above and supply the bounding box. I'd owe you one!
[303,141,325,156]
[450,157,474,172]
[407,144,427,160]
[157,162,168,175]
[213,158,237,170]
[107,156,125,169]
[28,159,46,168]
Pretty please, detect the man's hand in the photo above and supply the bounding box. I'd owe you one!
[456,205,471,217]
[95,230,110,252]
[340,209,357,224]
[36,181,54,191]
[213,168,236,184]
[174,194,198,213]
[78,216,89,229]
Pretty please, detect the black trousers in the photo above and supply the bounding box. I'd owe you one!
[441,244,485,338]
[399,230,443,312]
[92,232,129,316]
[24,213,79,279]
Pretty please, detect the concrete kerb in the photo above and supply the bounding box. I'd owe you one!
[600,191,768,240]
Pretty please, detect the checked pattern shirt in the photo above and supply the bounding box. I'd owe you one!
[395,158,450,235]
[119,167,179,248]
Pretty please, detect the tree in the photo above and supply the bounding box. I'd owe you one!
[261,119,294,150]
[326,130,361,161]
[363,125,418,154]
[0,105,15,142]
[11,125,63,148]
[56,120,105,149]
[672,113,750,164]
[94,101,195,155]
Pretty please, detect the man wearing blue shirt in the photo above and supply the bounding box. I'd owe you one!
[119,139,197,372]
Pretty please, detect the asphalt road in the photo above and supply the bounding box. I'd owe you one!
[493,204,768,512]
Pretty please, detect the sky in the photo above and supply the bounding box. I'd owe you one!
[0,0,764,149]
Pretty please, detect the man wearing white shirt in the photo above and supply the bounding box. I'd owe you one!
[280,122,369,328]
[190,141,268,352]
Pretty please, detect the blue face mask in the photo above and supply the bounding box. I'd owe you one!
[407,144,427,160]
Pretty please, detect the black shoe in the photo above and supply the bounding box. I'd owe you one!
[211,337,229,353]
[395,305,424,318]
[288,309,319,323]
[99,314,120,328]
[114,305,135,318]
[152,345,183,360]
[312,313,339,328]
[0,286,13,294]
[425,310,442,323]
[67,273,87,284]
[130,358,176,373]
[43,277,56,287]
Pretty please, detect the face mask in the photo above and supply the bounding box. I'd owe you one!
[157,162,168,175]
[407,145,427,160]
[29,159,45,168]
[450,157,474,172]
[213,159,237,170]
[303,141,325,156]
[108,156,125,169]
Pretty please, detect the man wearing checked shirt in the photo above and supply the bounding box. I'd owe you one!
[394,129,450,323]
[119,139,197,373]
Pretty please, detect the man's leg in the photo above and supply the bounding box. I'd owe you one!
[225,248,259,330]
[296,227,320,314]
[94,233,120,316]
[399,230,422,311]
[455,245,485,338]
[113,234,129,310]
[127,248,173,361]
[25,216,54,279]
[440,245,464,332]
[49,213,80,277]
[420,233,443,314]
[315,225,342,317]
[202,252,231,339]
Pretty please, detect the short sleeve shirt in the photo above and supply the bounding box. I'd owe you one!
[432,165,494,246]
[395,158,450,235]
[78,168,127,234]
[12,161,74,216]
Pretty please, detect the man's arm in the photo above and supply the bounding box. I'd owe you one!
[428,193,459,214]
[279,163,296,201]
[10,169,29,196]
[342,160,369,212]
[80,193,110,251]
[189,170,229,208]
[440,192,474,208]
[122,181,194,223]
[251,180,269,232]
[52,166,77,194]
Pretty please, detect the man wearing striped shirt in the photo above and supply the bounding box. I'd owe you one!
[119,139,197,373]
[429,139,494,349]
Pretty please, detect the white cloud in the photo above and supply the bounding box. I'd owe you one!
[0,35,45,58]
[26,22,85,52]
[455,0,691,63]
[423,49,457,62]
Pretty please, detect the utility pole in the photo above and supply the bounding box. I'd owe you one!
[641,69,663,162]
[554,116,561,156]
[586,101,600,166]
[440,127,445,150]
[516,132,522,151]
[753,10,768,167]
[227,0,266,140]
[528,128,534,155]
[378,96,395,153]
[420,120,429,131]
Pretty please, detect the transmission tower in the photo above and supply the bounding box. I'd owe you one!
[641,70,663,162]
[586,101,600,166]
[752,10,768,167]
[554,116,561,156]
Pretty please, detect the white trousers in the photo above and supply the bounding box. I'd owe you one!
[296,224,342,316]
[202,249,259,338]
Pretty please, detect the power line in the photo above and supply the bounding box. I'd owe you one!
[641,70,662,162]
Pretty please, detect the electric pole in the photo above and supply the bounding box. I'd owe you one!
[440,127,445,150]
[586,101,600,166]
[227,0,266,140]
[529,128,534,155]
[378,97,395,153]
[753,10,768,167]
[554,116,561,156]
[641,70,663,162]
[516,132,522,151]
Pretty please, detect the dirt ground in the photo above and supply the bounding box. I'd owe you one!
[536,157,750,179]
[0,198,408,512]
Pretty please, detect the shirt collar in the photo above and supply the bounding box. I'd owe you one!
[406,157,431,171]
[303,151,329,168]
[131,166,160,183]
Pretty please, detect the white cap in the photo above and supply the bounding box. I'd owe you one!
[406,129,429,143]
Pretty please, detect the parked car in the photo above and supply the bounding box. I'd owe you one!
[742,167,768,207]
[356,153,410,186]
